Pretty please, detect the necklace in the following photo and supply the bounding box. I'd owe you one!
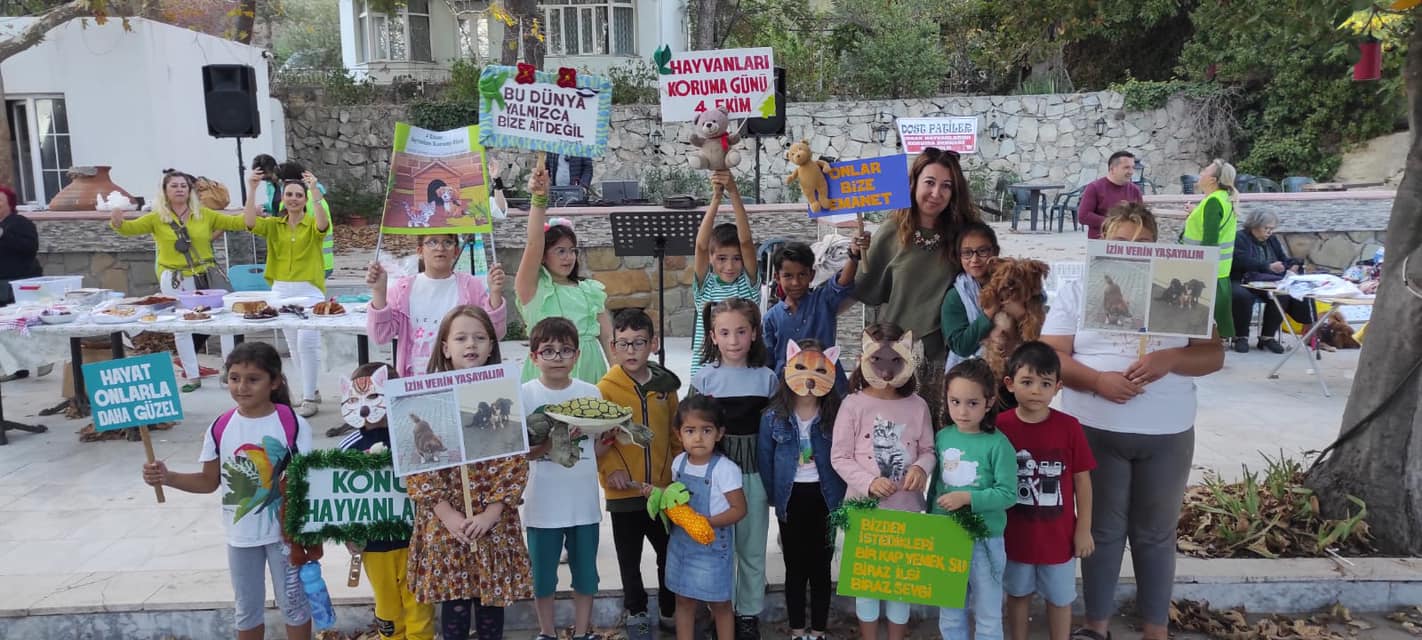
[913,229,941,251]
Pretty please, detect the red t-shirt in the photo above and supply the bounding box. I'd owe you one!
[997,408,1096,565]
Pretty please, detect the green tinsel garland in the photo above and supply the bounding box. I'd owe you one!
[282,448,415,546]
[826,495,990,541]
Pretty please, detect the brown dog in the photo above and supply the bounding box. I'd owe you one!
[1102,275,1132,326]
[977,258,1050,379]
[1316,311,1361,351]
[410,413,447,464]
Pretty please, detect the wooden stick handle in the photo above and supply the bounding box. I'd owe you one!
[1137,335,1148,359]
[140,426,165,503]
[460,465,478,551]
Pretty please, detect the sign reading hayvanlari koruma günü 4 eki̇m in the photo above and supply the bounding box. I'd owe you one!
[654,46,776,122]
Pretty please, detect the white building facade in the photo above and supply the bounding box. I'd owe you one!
[1,17,282,206]
[337,0,689,82]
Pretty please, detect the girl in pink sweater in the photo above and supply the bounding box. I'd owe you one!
[366,233,508,376]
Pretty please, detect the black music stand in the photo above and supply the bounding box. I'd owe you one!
[610,211,702,365]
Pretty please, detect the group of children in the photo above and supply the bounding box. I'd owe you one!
[140,165,1097,640]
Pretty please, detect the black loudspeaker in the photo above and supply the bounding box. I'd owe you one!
[202,64,261,138]
[745,67,786,137]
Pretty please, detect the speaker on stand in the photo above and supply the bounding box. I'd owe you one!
[744,67,786,204]
[202,64,262,269]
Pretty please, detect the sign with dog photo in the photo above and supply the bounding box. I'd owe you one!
[385,363,529,477]
[1083,240,1219,338]
[380,122,494,236]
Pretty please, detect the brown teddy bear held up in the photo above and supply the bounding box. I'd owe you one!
[688,107,743,171]
[786,140,832,212]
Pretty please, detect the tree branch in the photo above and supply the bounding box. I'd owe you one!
[0,0,87,63]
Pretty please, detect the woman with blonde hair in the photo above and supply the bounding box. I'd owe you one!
[1182,158,1239,338]
[855,147,982,422]
[110,170,244,391]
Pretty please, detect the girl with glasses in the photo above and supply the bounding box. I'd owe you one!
[366,230,508,377]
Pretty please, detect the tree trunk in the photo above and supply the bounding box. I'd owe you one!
[234,0,257,44]
[690,0,719,51]
[498,0,542,68]
[0,73,13,192]
[1305,21,1422,556]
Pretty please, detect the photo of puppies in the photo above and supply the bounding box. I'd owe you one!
[1083,257,1150,333]
[1147,259,1216,337]
[455,371,528,464]
[388,391,465,476]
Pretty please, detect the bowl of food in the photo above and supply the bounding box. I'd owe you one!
[39,309,78,325]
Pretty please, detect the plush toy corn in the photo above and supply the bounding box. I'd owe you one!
[647,482,714,544]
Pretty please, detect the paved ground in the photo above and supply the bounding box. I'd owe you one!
[0,220,1380,630]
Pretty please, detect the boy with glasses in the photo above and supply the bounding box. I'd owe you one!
[521,317,606,640]
[596,309,683,640]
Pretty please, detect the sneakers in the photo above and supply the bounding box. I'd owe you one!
[298,400,320,417]
[1232,337,1250,353]
[626,612,653,640]
[571,634,601,640]
[535,634,558,640]
[739,614,762,640]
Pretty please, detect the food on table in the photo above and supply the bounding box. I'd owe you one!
[192,305,213,313]
[232,300,269,314]
[279,304,307,315]
[312,298,346,315]
[141,314,159,322]
[101,307,137,317]
[133,295,177,306]
[243,304,278,320]
[184,311,211,321]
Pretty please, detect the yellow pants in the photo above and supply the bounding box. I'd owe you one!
[363,548,435,640]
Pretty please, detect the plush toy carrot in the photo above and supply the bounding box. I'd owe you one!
[647,482,714,544]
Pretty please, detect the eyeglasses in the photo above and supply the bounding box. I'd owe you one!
[613,338,650,351]
[549,247,580,259]
[959,247,996,260]
[922,147,961,161]
[536,346,579,361]
[422,238,461,249]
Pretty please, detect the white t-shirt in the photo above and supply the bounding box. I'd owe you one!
[793,415,820,483]
[199,407,314,547]
[408,273,462,370]
[520,378,604,528]
[674,452,744,517]
[1041,279,1196,435]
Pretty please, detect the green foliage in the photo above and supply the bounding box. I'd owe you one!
[725,0,838,101]
[306,69,383,104]
[1108,78,1224,110]
[324,182,385,223]
[444,58,484,106]
[832,0,949,99]
[270,0,341,68]
[407,100,480,131]
[640,164,711,201]
[606,59,660,104]
[1176,0,1408,180]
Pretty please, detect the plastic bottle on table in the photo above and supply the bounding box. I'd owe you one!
[299,561,336,629]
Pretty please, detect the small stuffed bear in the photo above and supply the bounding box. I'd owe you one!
[689,107,742,171]
[785,140,832,212]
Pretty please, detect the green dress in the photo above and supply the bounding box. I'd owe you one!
[516,267,609,384]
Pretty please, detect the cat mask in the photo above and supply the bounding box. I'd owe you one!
[860,329,915,390]
[785,340,840,397]
[340,366,390,429]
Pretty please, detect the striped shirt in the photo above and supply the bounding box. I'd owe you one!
[690,270,758,379]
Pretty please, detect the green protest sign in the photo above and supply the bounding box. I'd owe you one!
[282,448,415,546]
[835,508,974,608]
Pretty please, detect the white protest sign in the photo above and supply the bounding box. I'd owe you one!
[896,117,979,154]
[654,46,776,121]
[301,467,414,533]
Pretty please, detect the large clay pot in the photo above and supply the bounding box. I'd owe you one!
[47,166,134,211]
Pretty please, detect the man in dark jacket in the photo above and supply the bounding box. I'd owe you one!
[1229,210,1313,354]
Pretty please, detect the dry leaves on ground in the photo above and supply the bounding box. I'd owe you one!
[1171,601,1377,640]
[78,421,175,442]
[334,225,417,255]
[1387,606,1422,635]
[1176,454,1372,559]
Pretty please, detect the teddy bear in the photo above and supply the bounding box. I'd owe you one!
[785,140,832,212]
[688,107,743,171]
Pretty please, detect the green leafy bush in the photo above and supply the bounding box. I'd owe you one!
[1108,78,1223,111]
[324,182,386,223]
[407,101,480,131]
[607,60,660,104]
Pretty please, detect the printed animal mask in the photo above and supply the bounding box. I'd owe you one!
[859,329,915,390]
[784,340,840,397]
[340,367,390,430]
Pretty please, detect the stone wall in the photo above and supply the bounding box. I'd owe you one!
[283,90,1209,201]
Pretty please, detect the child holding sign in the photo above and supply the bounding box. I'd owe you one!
[406,305,532,640]
[830,323,936,640]
[140,342,314,640]
[513,166,612,384]
[931,359,1017,640]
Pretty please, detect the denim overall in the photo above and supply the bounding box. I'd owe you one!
[665,454,735,602]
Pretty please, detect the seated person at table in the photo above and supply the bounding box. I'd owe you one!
[1229,210,1313,354]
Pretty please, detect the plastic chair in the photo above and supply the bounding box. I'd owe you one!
[1009,187,1048,231]
[228,264,269,292]
[1282,177,1315,192]
[1180,175,1198,194]
[1254,177,1282,193]
[1050,186,1085,232]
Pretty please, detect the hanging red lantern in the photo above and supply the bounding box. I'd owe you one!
[1354,36,1382,81]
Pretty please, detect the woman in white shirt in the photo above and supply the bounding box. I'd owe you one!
[1039,202,1224,640]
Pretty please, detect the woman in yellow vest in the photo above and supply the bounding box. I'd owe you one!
[1182,159,1238,338]
[110,170,243,391]
[243,168,330,417]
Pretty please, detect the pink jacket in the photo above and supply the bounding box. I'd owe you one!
[366,272,508,376]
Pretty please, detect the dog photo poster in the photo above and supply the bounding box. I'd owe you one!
[1084,240,1219,338]
[386,363,529,477]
